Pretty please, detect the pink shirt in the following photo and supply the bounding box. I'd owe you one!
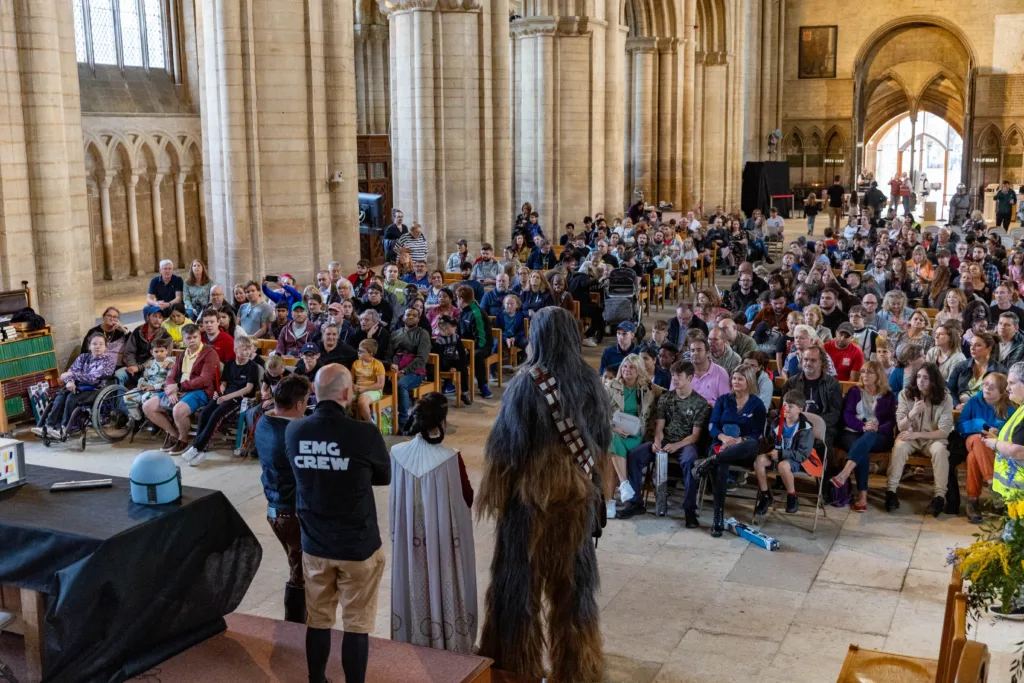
[691,362,730,407]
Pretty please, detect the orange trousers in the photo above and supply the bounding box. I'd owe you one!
[965,434,996,498]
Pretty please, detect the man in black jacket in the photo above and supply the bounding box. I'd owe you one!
[667,301,709,348]
[863,180,886,218]
[287,365,390,683]
[256,373,311,624]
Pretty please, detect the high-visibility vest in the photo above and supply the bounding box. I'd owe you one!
[994,404,1024,498]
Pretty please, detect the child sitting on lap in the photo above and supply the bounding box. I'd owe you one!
[123,337,174,420]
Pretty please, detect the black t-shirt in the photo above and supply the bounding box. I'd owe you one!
[802,376,822,415]
[821,307,849,335]
[286,401,391,561]
[989,304,1024,327]
[1012,416,1024,447]
[149,274,184,303]
[827,185,845,208]
[222,360,259,396]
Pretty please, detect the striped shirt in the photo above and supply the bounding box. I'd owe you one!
[397,232,429,262]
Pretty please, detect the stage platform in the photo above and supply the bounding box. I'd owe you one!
[1,613,503,683]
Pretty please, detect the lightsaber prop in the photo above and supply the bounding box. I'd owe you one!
[725,517,780,551]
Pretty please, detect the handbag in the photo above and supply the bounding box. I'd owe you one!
[612,410,642,437]
[530,367,606,539]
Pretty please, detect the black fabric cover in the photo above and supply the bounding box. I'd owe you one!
[0,464,262,683]
[742,161,791,218]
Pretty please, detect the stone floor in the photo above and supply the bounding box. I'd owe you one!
[21,217,1020,682]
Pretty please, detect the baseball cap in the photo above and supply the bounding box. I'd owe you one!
[142,305,164,320]
[617,321,636,333]
[281,273,294,281]
[836,322,855,336]
[327,302,343,313]
[300,343,319,356]
[291,301,307,312]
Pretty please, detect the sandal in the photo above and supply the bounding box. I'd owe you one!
[852,501,868,513]
[830,475,845,489]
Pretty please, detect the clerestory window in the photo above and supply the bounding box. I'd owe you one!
[73,0,167,71]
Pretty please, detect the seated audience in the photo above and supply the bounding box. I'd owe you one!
[33,334,115,437]
[781,346,843,445]
[600,321,639,377]
[995,311,1024,367]
[604,354,662,519]
[239,281,274,337]
[957,372,1011,523]
[456,285,493,399]
[926,322,966,380]
[824,322,864,382]
[742,351,774,409]
[948,332,1005,409]
[318,322,357,367]
[708,327,741,374]
[642,348,670,389]
[162,303,189,346]
[122,337,174,421]
[183,259,213,319]
[445,239,469,273]
[480,273,512,317]
[200,308,235,363]
[667,301,709,347]
[117,305,170,386]
[83,306,129,364]
[352,339,387,422]
[753,390,813,515]
[432,315,471,406]
[262,275,301,316]
[390,306,432,432]
[276,301,320,357]
[148,259,184,311]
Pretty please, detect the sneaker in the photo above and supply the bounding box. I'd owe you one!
[618,500,646,519]
[927,496,945,518]
[160,433,177,451]
[785,494,799,514]
[188,450,208,467]
[489,374,499,385]
[966,498,983,524]
[479,386,493,399]
[168,440,190,456]
[684,509,700,529]
[884,490,900,513]
[582,337,597,347]
[460,392,472,405]
[233,446,247,458]
[605,499,617,520]
[691,455,717,478]
[442,380,456,395]
[754,489,774,515]
[181,446,199,463]
[30,426,46,438]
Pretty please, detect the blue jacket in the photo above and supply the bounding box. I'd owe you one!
[956,392,1010,437]
[262,283,302,319]
[599,342,638,376]
[527,248,557,271]
[480,288,511,318]
[255,414,297,511]
[521,290,554,317]
[709,393,767,441]
[496,309,527,348]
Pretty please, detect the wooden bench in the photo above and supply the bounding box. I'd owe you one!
[370,366,399,434]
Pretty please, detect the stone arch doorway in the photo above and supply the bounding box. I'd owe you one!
[852,18,975,199]
[866,112,963,220]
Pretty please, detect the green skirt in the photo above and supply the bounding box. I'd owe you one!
[611,433,643,458]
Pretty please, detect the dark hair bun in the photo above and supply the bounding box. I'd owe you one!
[407,392,449,444]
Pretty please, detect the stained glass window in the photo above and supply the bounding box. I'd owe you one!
[72,0,88,62]
[144,0,165,69]
[90,0,118,65]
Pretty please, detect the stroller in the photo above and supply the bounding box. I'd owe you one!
[602,268,646,341]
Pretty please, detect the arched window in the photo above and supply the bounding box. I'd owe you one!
[73,0,167,71]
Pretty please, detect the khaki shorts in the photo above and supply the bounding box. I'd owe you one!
[303,547,385,632]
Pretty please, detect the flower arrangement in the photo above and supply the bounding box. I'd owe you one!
[949,496,1024,682]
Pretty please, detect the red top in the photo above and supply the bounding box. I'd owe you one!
[167,345,221,398]
[824,340,864,383]
[203,331,236,363]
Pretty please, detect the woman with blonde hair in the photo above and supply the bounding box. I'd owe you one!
[935,288,967,327]
[831,360,897,511]
[957,372,1012,523]
[604,354,662,517]
[521,270,554,317]
[910,245,935,288]
[926,322,966,380]
[802,304,834,343]
[783,324,837,377]
[878,290,911,334]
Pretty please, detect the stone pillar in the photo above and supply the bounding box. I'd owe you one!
[681,0,696,210]
[603,2,626,217]
[657,38,678,205]
[196,0,360,285]
[1,0,95,360]
[174,171,188,266]
[384,0,509,262]
[125,172,142,275]
[151,172,165,269]
[99,173,115,280]
[628,38,658,204]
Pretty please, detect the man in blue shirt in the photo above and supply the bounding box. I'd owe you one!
[401,260,431,290]
[599,322,639,377]
[146,259,184,312]
[480,273,512,317]
[527,239,558,271]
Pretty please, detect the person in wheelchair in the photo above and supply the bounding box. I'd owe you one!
[122,336,175,421]
[32,334,116,438]
[182,336,260,466]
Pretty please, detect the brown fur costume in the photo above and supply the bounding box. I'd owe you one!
[477,306,613,682]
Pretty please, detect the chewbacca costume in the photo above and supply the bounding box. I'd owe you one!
[477,307,613,682]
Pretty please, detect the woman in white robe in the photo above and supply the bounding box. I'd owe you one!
[389,392,478,652]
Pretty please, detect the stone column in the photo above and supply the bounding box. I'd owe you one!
[384,0,509,262]
[151,172,165,269]
[125,172,142,275]
[681,0,696,210]
[657,38,678,205]
[174,171,188,266]
[603,1,626,217]
[99,172,115,280]
[628,38,658,204]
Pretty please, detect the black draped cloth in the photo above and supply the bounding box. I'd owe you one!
[0,465,262,683]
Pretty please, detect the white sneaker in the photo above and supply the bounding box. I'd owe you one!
[606,499,617,519]
[31,427,45,437]
[181,446,199,464]
[188,450,208,467]
[582,338,597,347]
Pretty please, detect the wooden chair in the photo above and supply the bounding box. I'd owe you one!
[487,329,503,387]
[256,339,277,357]
[436,363,464,407]
[442,273,462,285]
[835,568,974,683]
[552,245,564,258]
[282,356,298,368]
[410,353,440,400]
[638,274,651,315]
[839,380,857,396]
[652,268,666,312]
[370,366,399,435]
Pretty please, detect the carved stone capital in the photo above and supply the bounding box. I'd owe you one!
[625,36,658,54]
[510,17,559,37]
[694,50,705,65]
[377,0,478,13]
[657,37,678,54]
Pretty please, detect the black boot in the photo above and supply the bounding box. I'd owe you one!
[684,508,700,529]
[785,494,799,514]
[884,490,900,512]
[966,498,983,524]
[928,496,945,518]
[710,509,724,538]
[754,489,774,515]
[284,582,307,624]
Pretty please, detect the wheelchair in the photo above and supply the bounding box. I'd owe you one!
[90,383,158,445]
[34,383,105,451]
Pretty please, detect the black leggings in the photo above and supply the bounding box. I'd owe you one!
[472,348,489,391]
[44,389,97,429]
[711,438,759,517]
[193,397,242,451]
[439,357,470,392]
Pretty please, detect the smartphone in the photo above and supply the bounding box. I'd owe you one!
[265,275,279,283]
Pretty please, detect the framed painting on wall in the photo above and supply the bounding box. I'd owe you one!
[798,26,837,79]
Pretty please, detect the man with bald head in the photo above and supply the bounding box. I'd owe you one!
[286,364,390,683]
[204,284,235,316]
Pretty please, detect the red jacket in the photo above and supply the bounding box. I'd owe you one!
[166,345,220,398]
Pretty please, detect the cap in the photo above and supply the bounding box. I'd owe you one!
[281,273,294,281]
[142,305,165,320]
[291,301,307,312]
[836,322,855,336]
[300,343,319,356]
[617,321,636,333]
[327,302,343,312]
[456,238,468,246]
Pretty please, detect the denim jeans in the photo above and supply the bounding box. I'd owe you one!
[396,372,423,431]
[806,215,816,233]
[625,442,699,508]
[836,430,892,492]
